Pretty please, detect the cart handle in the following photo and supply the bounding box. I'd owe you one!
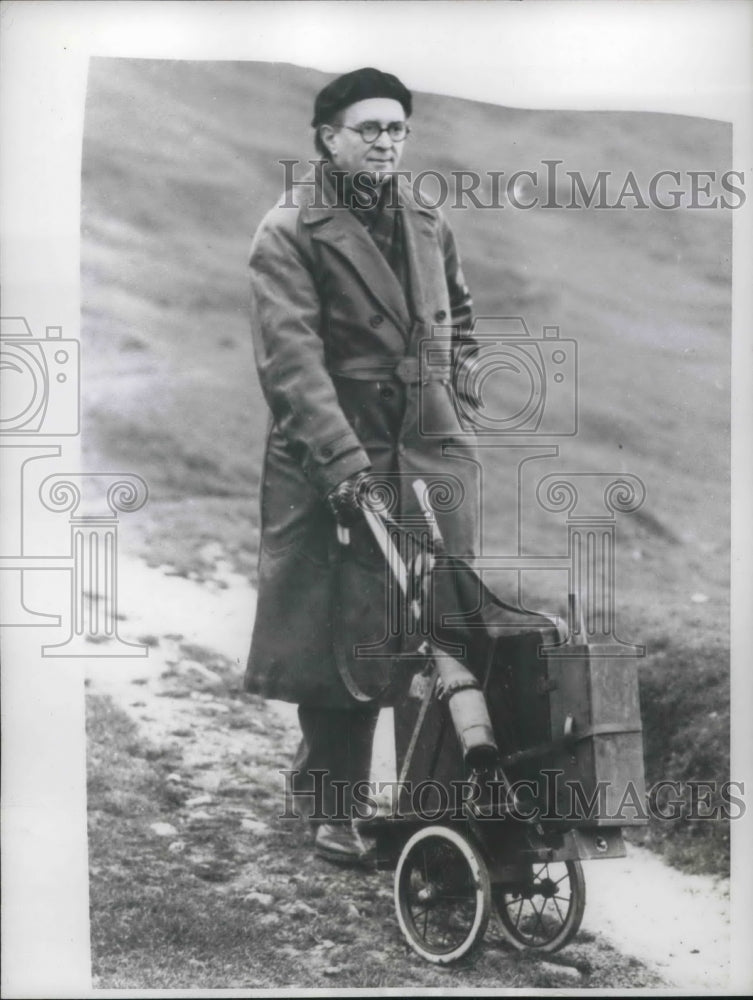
[337,477,438,622]
[411,478,445,549]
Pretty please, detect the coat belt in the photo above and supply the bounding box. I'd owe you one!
[329,355,451,385]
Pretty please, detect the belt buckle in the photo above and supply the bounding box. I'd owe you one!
[395,357,420,385]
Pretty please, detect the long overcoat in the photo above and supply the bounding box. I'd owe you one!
[245,170,480,708]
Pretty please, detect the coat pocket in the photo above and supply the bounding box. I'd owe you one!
[417,380,469,438]
[260,430,330,564]
[332,546,401,704]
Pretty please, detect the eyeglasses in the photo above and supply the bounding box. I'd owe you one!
[341,121,411,144]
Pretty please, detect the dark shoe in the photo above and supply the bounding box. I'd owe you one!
[314,822,376,870]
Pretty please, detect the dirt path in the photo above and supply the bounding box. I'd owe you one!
[86,554,730,990]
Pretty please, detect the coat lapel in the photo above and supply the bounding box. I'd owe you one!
[298,171,443,339]
[400,199,436,326]
[302,196,412,333]
[398,180,445,353]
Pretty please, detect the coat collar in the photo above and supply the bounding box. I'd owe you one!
[290,166,438,330]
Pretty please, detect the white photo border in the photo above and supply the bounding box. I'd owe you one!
[1,1,751,995]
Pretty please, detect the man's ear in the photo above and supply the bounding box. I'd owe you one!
[319,124,338,158]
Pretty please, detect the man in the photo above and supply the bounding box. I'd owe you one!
[245,67,480,867]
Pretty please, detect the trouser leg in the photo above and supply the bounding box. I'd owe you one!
[291,705,380,824]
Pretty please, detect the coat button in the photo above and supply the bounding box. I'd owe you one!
[379,384,395,400]
[434,309,447,322]
[370,314,384,328]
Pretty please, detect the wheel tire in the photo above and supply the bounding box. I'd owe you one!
[394,825,491,964]
[494,859,586,953]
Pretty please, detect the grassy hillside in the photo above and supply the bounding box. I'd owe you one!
[81,58,731,874]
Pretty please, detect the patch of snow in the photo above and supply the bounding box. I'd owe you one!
[149,822,178,837]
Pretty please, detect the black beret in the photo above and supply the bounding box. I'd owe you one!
[311,67,412,127]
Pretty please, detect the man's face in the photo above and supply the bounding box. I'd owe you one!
[321,97,407,184]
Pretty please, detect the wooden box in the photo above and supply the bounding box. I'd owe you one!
[489,639,647,827]
[393,636,646,828]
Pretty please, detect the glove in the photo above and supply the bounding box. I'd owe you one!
[326,470,370,527]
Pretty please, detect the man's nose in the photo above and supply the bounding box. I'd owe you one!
[373,129,394,149]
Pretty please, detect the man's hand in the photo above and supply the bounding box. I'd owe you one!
[326,470,370,527]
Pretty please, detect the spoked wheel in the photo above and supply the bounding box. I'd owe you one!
[394,825,491,964]
[493,859,586,953]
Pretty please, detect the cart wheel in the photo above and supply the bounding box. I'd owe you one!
[493,860,586,953]
[394,825,491,964]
